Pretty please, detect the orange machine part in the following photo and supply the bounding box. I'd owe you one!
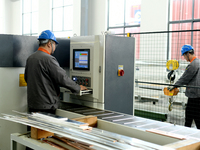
[163,87,179,96]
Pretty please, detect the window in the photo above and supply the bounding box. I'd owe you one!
[169,0,200,59]
[0,1,3,33]
[107,0,141,36]
[52,0,73,38]
[22,0,38,36]
[107,0,141,59]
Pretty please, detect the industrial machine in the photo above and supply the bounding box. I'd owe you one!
[61,34,135,115]
[1,33,200,149]
[57,35,200,150]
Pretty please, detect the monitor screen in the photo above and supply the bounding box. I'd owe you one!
[73,49,90,71]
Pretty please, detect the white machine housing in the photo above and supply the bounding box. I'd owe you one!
[62,34,135,115]
[68,35,105,109]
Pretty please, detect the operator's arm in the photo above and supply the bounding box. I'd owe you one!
[175,63,198,87]
[48,57,81,93]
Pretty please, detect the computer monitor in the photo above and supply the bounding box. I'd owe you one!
[73,49,90,71]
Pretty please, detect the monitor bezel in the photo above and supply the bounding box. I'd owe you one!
[73,49,90,71]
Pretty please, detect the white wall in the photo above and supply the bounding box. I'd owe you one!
[0,1,4,33]
[10,0,22,34]
[73,0,107,36]
[0,68,27,150]
[1,0,108,36]
[73,0,82,36]
[139,0,168,61]
[141,0,168,32]
[38,0,52,33]
[0,0,22,34]
[1,0,170,36]
[88,0,107,35]
[0,1,26,149]
[3,0,12,34]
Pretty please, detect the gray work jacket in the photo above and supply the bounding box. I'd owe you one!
[24,49,80,109]
[175,58,200,98]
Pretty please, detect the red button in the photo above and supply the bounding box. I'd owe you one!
[120,70,124,76]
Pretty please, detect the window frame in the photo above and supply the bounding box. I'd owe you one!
[22,0,38,36]
[167,0,200,59]
[107,0,141,36]
[51,0,73,37]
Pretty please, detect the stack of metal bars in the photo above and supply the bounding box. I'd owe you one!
[60,102,200,141]
[0,111,173,150]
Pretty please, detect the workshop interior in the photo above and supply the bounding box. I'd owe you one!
[1,0,200,149]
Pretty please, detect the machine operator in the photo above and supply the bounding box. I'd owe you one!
[24,30,87,114]
[168,44,200,129]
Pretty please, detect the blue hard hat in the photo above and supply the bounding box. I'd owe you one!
[181,44,194,55]
[38,30,59,44]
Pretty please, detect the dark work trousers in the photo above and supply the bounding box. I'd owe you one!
[185,97,200,129]
[26,108,56,150]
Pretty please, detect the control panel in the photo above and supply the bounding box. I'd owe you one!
[72,76,91,87]
[67,35,105,109]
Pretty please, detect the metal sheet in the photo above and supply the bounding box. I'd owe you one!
[52,38,70,67]
[0,34,13,67]
[104,35,135,115]
[188,131,200,139]
[115,118,145,124]
[74,108,97,113]
[171,128,199,136]
[0,34,70,67]
[106,116,134,122]
[136,122,169,130]
[126,120,154,128]
[13,35,38,67]
[95,112,114,117]
[97,113,124,119]
[158,125,185,132]
[82,110,105,115]
[66,107,89,111]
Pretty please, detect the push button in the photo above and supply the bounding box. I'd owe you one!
[118,69,124,76]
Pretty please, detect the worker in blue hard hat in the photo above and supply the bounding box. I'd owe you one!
[24,30,87,115]
[37,29,59,54]
[181,44,195,61]
[168,44,200,129]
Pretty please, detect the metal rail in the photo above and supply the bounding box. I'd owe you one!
[135,80,200,89]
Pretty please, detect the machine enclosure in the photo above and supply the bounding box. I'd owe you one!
[68,35,135,115]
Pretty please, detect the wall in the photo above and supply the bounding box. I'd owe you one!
[1,0,108,36]
[73,0,107,36]
[141,0,168,32]
[3,0,12,34]
[10,0,22,34]
[139,0,168,61]
[73,0,82,36]
[0,68,27,150]
[0,1,4,33]
[38,0,51,33]
[0,1,25,149]
[88,0,107,35]
[1,0,169,36]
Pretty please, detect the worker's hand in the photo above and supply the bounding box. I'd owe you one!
[167,86,175,91]
[80,85,88,91]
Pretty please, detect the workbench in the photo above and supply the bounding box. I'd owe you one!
[11,133,58,150]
